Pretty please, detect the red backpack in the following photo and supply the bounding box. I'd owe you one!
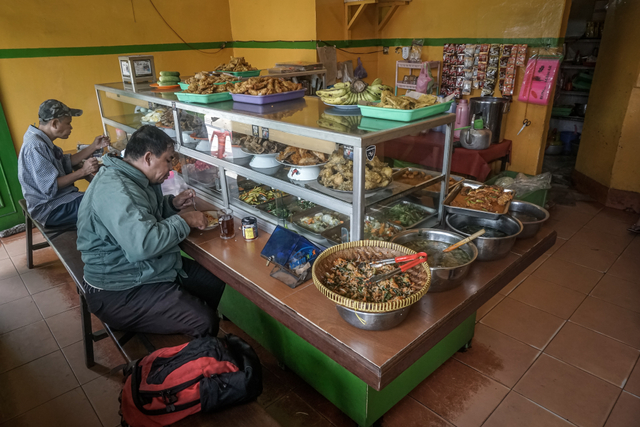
[120,334,262,427]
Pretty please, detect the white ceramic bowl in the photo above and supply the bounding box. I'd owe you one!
[287,165,321,181]
[157,124,176,138]
[249,154,279,168]
[249,165,282,176]
[231,145,252,159]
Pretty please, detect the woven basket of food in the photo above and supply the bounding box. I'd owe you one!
[312,240,431,314]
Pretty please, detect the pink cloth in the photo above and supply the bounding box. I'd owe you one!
[382,132,512,181]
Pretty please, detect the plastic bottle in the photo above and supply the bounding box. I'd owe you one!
[454,99,470,139]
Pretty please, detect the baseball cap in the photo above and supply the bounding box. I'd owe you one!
[38,99,83,122]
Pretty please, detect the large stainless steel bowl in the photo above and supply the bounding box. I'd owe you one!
[391,229,478,292]
[335,305,411,331]
[508,201,549,239]
[446,214,522,261]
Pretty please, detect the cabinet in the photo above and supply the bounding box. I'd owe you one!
[94,82,455,244]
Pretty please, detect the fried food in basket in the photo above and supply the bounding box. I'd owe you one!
[324,256,422,303]
[184,72,237,85]
[277,146,328,166]
[450,185,514,213]
[229,77,302,96]
[319,148,393,191]
[235,135,284,154]
[215,57,258,72]
[373,91,438,110]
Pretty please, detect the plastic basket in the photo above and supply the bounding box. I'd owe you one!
[224,70,261,77]
[358,101,454,122]
[174,91,232,104]
[484,171,548,207]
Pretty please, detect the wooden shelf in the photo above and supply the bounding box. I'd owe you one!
[396,82,417,89]
[551,115,585,122]
[344,0,411,39]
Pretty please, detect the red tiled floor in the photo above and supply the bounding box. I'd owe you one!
[409,359,509,427]
[607,254,640,284]
[264,391,333,427]
[603,392,640,427]
[0,296,42,335]
[544,219,582,240]
[0,320,58,375]
[381,396,453,427]
[549,205,597,227]
[626,360,640,397]
[476,293,505,322]
[514,354,620,427]
[590,274,640,314]
[454,324,540,387]
[584,214,638,237]
[622,235,640,257]
[552,240,619,273]
[19,261,72,295]
[533,257,603,294]
[482,392,574,427]
[570,297,640,349]
[480,297,564,350]
[509,275,586,319]
[545,322,640,387]
[570,227,635,255]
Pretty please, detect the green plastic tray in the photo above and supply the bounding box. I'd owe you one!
[178,82,189,90]
[358,100,454,122]
[223,70,261,77]
[174,91,232,104]
[484,171,548,207]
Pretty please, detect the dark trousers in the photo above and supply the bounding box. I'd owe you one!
[45,195,83,227]
[85,258,226,337]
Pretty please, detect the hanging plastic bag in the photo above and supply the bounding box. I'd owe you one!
[353,57,368,80]
[518,53,563,105]
[341,61,354,83]
[416,63,434,94]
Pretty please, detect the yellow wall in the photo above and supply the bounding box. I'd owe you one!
[575,0,640,193]
[0,0,233,153]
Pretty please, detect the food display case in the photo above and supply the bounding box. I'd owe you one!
[94,82,455,243]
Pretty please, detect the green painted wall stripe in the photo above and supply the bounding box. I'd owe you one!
[0,37,561,59]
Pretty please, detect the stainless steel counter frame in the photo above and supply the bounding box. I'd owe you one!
[95,82,455,240]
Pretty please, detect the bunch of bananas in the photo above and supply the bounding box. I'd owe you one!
[317,113,361,132]
[317,78,393,105]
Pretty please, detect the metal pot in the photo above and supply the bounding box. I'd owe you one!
[391,229,478,292]
[446,214,522,261]
[508,201,550,239]
[469,97,510,144]
[335,305,412,331]
[459,127,492,150]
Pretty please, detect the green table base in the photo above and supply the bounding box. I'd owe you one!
[220,286,475,427]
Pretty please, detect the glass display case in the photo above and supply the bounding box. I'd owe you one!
[95,82,455,245]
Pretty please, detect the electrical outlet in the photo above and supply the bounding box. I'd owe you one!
[382,46,389,54]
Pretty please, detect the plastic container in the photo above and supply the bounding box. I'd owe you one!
[174,91,232,104]
[454,99,469,138]
[225,70,261,77]
[433,100,457,133]
[231,89,306,105]
[358,100,453,122]
[484,171,548,207]
[559,131,580,154]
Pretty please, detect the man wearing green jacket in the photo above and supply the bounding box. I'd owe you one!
[76,125,225,337]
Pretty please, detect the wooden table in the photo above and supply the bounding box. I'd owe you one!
[181,201,555,426]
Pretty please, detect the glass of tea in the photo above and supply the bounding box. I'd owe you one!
[219,208,235,240]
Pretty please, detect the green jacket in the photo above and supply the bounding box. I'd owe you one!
[76,156,190,291]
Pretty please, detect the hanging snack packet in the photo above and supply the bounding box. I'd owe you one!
[489,56,499,67]
[462,79,472,95]
[409,39,424,63]
[501,45,513,57]
[478,62,488,72]
[500,57,509,68]
[489,44,501,56]
[464,44,476,56]
[456,44,466,54]
[516,44,528,67]
[487,66,498,79]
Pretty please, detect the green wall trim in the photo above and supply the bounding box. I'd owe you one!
[0,37,562,59]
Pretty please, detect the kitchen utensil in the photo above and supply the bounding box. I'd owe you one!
[366,254,427,285]
[335,305,411,331]
[469,97,510,143]
[391,229,478,293]
[369,252,427,268]
[508,201,550,239]
[459,116,492,150]
[443,229,485,252]
[446,214,522,261]
[517,119,532,135]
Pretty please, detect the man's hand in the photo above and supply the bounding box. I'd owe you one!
[173,189,195,210]
[179,211,207,230]
[91,135,111,150]
[81,158,99,176]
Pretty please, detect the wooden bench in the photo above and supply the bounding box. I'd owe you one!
[19,200,279,426]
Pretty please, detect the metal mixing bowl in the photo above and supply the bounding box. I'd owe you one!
[446,214,522,261]
[391,229,478,292]
[508,201,549,239]
[335,305,412,331]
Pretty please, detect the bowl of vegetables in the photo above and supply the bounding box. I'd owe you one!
[377,200,436,228]
[391,229,477,292]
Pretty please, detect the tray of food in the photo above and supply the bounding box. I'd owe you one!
[215,57,260,76]
[392,168,441,186]
[290,207,348,237]
[174,91,232,104]
[232,98,306,115]
[376,200,436,229]
[317,148,393,192]
[255,196,316,220]
[359,92,454,122]
[232,89,306,105]
[238,185,287,207]
[444,182,515,219]
[236,135,284,155]
[322,216,404,245]
[276,146,328,166]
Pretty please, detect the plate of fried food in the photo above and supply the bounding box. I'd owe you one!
[359,91,454,122]
[230,77,305,104]
[276,147,329,181]
[203,211,219,231]
[317,148,393,193]
[215,57,260,77]
[444,183,515,219]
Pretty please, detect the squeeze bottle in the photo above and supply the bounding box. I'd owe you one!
[454,99,470,139]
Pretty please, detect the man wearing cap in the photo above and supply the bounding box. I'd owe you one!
[18,99,110,227]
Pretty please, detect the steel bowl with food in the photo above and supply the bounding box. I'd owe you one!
[446,214,522,261]
[312,240,431,330]
[508,201,549,239]
[391,229,478,292]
